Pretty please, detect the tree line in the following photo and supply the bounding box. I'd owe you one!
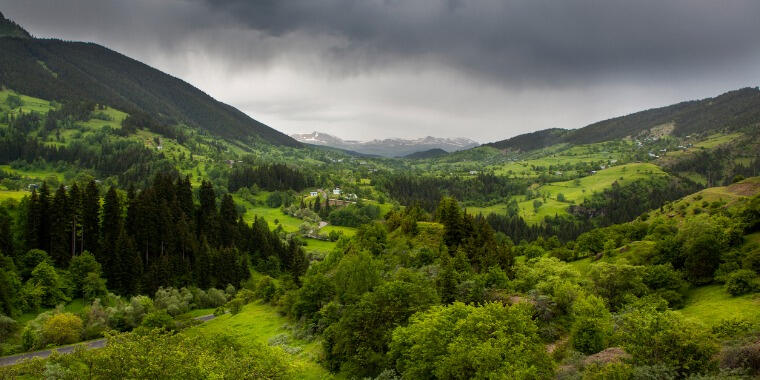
[0,174,308,317]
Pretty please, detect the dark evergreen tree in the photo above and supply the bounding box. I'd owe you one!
[49,185,70,266]
[81,180,100,255]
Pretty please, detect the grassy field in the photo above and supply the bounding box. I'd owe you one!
[0,190,27,202]
[188,302,334,379]
[16,299,87,324]
[0,90,53,114]
[0,165,65,182]
[301,238,337,254]
[469,163,668,223]
[678,285,760,327]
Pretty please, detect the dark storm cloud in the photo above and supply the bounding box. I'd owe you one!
[196,0,760,84]
[1,0,759,141]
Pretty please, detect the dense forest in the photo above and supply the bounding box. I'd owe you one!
[0,174,307,318]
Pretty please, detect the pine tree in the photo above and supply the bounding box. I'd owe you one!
[197,181,217,243]
[114,229,141,295]
[49,185,70,266]
[0,208,13,257]
[81,180,100,255]
[438,251,457,304]
[37,182,52,253]
[219,194,237,247]
[24,189,40,251]
[67,183,82,258]
[101,186,123,277]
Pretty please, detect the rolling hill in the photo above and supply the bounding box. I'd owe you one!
[0,12,299,147]
[487,87,760,152]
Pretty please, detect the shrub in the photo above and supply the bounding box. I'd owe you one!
[154,287,192,316]
[254,276,278,303]
[82,272,107,301]
[720,343,760,375]
[617,306,718,376]
[0,314,18,341]
[711,318,755,339]
[571,295,612,355]
[41,313,83,346]
[725,269,759,296]
[206,288,227,307]
[227,298,244,315]
[142,310,175,330]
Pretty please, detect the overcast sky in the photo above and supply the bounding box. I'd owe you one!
[2,0,759,142]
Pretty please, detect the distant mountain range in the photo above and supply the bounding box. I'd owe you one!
[291,131,479,157]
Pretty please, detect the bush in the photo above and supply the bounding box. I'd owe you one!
[0,314,18,341]
[227,298,244,315]
[41,313,83,346]
[725,269,759,296]
[141,310,175,330]
[82,272,107,301]
[711,318,755,339]
[617,306,718,376]
[206,288,228,307]
[154,287,192,316]
[571,295,612,355]
[720,343,760,375]
[254,276,279,303]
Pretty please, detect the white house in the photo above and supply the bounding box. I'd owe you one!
[309,191,318,197]
[333,188,342,195]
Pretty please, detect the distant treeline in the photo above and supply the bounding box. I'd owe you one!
[228,163,312,192]
[377,173,530,211]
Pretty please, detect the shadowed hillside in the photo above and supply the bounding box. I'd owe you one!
[0,14,299,147]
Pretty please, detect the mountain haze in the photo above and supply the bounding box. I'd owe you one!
[291,131,478,157]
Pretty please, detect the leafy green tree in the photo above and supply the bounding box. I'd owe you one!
[677,215,724,284]
[27,261,68,307]
[334,250,381,304]
[41,312,82,345]
[389,302,553,379]
[724,269,759,296]
[617,305,718,376]
[83,272,108,301]
[323,275,438,377]
[68,250,102,297]
[571,294,613,354]
[0,255,22,316]
[588,262,647,311]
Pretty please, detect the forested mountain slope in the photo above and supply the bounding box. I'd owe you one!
[0,13,299,147]
[488,87,760,152]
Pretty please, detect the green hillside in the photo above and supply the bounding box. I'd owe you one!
[0,13,298,147]
[488,87,760,152]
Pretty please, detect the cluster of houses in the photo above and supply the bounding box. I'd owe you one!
[306,187,358,207]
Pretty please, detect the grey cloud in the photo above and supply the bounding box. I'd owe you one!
[0,0,759,141]
[196,0,760,84]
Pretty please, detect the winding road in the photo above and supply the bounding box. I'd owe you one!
[0,314,217,367]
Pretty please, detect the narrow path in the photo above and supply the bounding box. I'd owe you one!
[0,314,217,367]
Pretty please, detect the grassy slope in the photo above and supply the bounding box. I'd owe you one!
[187,302,335,380]
[677,285,760,327]
[469,163,667,223]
